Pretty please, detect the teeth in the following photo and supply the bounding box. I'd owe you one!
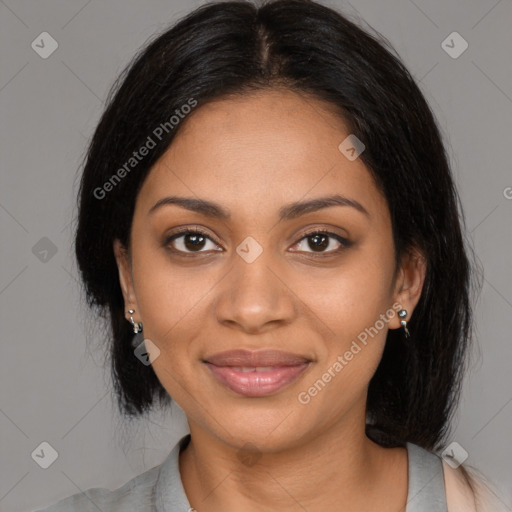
[232,367,275,372]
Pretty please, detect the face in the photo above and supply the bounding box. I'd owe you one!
[114,88,426,452]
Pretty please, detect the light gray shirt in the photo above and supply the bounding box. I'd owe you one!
[35,433,448,511]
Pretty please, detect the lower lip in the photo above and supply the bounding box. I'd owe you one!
[204,362,310,397]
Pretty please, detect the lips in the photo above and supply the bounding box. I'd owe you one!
[204,349,310,367]
[203,349,312,397]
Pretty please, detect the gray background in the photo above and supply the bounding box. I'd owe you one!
[1,0,511,510]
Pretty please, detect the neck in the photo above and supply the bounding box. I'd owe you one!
[179,404,406,512]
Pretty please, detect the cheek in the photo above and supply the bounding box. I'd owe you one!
[296,275,392,417]
[130,246,211,338]
[132,257,204,403]
[127,254,210,400]
[293,252,395,341]
[290,250,395,397]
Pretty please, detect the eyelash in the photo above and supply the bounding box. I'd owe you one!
[164,227,351,257]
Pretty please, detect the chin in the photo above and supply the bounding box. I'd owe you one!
[202,410,312,454]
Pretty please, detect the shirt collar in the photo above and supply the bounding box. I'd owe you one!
[155,433,192,512]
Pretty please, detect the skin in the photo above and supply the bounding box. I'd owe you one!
[114,88,429,511]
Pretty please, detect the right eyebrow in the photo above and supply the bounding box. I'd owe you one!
[148,196,230,220]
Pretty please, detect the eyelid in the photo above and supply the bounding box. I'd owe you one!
[296,226,349,241]
[165,225,217,241]
[291,228,351,254]
[163,226,222,254]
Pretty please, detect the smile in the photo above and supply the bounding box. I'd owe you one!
[204,362,311,397]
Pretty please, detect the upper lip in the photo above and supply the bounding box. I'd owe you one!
[203,349,311,367]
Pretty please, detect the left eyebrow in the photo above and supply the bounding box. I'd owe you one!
[148,194,370,220]
[278,194,370,220]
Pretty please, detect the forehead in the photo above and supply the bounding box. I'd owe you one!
[136,89,389,222]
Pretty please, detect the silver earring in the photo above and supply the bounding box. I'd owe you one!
[127,309,143,334]
[398,309,410,338]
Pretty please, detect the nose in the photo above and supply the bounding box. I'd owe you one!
[214,249,297,334]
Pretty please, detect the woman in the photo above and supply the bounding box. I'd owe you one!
[36,0,507,510]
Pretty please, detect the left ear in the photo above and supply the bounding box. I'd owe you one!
[388,246,427,330]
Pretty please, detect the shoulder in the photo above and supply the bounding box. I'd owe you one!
[442,460,508,512]
[443,460,478,512]
[34,465,160,512]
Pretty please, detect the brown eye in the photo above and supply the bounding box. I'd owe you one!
[291,230,351,254]
[165,229,222,254]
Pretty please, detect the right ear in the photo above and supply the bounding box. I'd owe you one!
[113,239,139,316]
